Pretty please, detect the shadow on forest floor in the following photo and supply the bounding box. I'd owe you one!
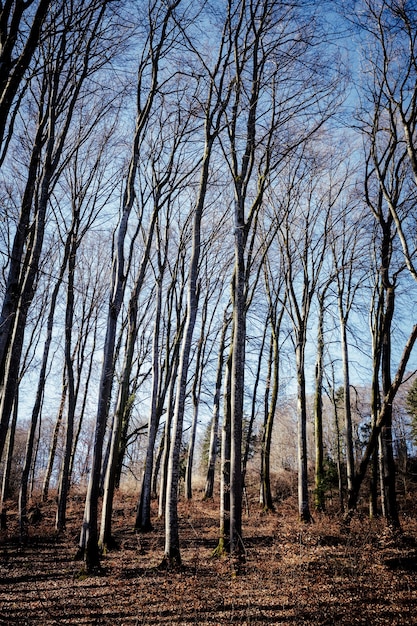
[1,493,417,624]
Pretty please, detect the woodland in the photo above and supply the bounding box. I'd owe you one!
[1,0,417,622]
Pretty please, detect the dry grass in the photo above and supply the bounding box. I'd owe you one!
[1,490,417,625]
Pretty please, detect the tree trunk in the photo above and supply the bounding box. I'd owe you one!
[295,334,312,523]
[229,196,245,557]
[314,289,326,512]
[243,319,267,490]
[56,231,78,532]
[80,0,180,570]
[339,314,355,506]
[204,308,229,500]
[185,315,205,501]
[214,347,232,556]
[0,392,18,529]
[0,0,51,155]
[380,285,400,528]
[136,273,164,530]
[162,189,202,564]
[42,377,67,502]
[260,326,279,512]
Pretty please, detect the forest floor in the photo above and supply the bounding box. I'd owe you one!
[1,489,417,625]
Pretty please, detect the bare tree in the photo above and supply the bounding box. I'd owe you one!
[345,0,417,524]
[79,0,183,572]
[0,0,112,467]
[162,14,234,566]
[0,0,52,162]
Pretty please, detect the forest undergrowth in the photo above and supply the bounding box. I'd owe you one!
[1,488,417,625]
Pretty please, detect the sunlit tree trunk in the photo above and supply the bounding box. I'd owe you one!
[314,286,328,512]
[0,393,18,529]
[214,346,232,556]
[204,308,230,500]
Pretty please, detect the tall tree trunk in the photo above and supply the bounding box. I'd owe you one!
[0,392,18,529]
[243,319,267,490]
[260,325,279,512]
[100,201,160,545]
[339,313,355,505]
[158,364,177,520]
[136,271,164,531]
[379,285,400,528]
[162,172,204,564]
[56,234,77,532]
[42,377,67,501]
[214,346,232,555]
[295,331,311,523]
[204,309,229,500]
[185,312,206,501]
[314,288,327,512]
[230,201,245,556]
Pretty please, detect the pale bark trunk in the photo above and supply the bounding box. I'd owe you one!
[56,232,77,531]
[260,327,278,512]
[230,199,245,556]
[204,309,229,500]
[216,347,232,555]
[136,273,163,530]
[185,318,205,501]
[163,194,202,563]
[296,333,311,523]
[42,377,67,501]
[158,367,177,519]
[314,290,326,511]
[339,314,354,503]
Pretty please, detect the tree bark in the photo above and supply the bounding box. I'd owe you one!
[204,308,229,500]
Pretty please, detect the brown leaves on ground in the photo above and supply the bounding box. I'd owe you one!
[1,492,417,625]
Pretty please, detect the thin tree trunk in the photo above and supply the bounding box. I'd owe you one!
[185,315,206,501]
[136,270,164,530]
[314,288,327,512]
[260,325,279,512]
[56,235,77,532]
[214,346,232,556]
[0,392,18,529]
[339,314,355,504]
[158,367,177,520]
[42,377,67,501]
[296,333,312,523]
[163,217,201,565]
[380,285,400,528]
[243,319,267,490]
[204,309,229,500]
